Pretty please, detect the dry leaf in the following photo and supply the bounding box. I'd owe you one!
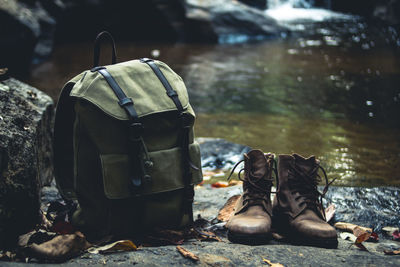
[354,242,368,251]
[28,231,91,262]
[352,226,371,251]
[18,230,56,247]
[211,181,229,188]
[194,229,222,242]
[339,232,356,242]
[393,230,400,241]
[324,204,335,222]
[353,226,371,239]
[176,246,199,262]
[262,257,285,267]
[0,251,16,261]
[271,232,286,241]
[355,232,371,244]
[369,232,379,242]
[228,180,242,186]
[382,227,399,236]
[217,195,240,222]
[334,222,372,233]
[352,225,379,243]
[88,240,137,254]
[384,250,400,255]
[51,221,75,235]
[40,211,53,230]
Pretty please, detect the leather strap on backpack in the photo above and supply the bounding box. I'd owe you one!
[94,67,151,189]
[140,58,194,223]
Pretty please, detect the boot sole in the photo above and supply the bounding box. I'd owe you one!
[271,228,338,248]
[272,215,338,249]
[289,235,338,249]
[227,231,272,245]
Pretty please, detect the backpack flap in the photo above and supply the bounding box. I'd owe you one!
[69,59,193,120]
[100,143,203,199]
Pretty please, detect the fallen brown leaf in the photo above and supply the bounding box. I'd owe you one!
[0,251,16,261]
[354,242,368,251]
[382,227,399,237]
[211,181,229,188]
[384,250,400,255]
[339,232,357,242]
[217,195,240,222]
[271,232,286,241]
[176,246,199,262]
[51,221,75,235]
[353,226,371,241]
[324,204,335,222]
[228,180,242,186]
[27,231,91,262]
[40,210,52,230]
[262,257,285,267]
[353,226,372,251]
[369,232,379,242]
[194,229,222,242]
[18,230,56,247]
[334,222,372,233]
[393,230,400,241]
[88,240,137,254]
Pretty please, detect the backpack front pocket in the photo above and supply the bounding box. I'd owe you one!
[101,143,203,199]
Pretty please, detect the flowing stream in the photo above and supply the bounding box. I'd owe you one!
[24,2,400,187]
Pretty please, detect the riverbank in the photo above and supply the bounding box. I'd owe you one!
[2,183,400,266]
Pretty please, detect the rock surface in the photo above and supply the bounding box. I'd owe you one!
[15,182,400,266]
[0,0,56,74]
[197,137,251,170]
[0,77,54,247]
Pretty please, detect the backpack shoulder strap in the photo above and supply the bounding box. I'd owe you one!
[53,74,84,200]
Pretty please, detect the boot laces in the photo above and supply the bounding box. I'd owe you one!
[288,162,337,220]
[227,155,278,206]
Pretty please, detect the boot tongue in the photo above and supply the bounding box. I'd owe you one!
[292,153,317,173]
[246,149,267,178]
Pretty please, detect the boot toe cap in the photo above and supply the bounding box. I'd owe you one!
[294,219,337,240]
[227,215,271,236]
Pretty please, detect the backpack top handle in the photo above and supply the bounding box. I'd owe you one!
[93,31,117,68]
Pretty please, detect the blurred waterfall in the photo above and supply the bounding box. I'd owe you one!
[267,0,332,9]
[266,0,351,23]
[268,0,315,9]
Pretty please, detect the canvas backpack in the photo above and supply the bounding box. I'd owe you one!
[53,32,203,238]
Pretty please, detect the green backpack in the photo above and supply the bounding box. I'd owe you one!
[54,32,203,238]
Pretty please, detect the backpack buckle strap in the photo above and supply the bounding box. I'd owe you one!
[129,122,144,140]
[118,97,133,107]
[141,58,184,112]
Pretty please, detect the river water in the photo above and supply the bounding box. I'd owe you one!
[25,6,400,187]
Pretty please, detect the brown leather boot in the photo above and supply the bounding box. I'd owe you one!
[272,154,338,248]
[226,149,275,244]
